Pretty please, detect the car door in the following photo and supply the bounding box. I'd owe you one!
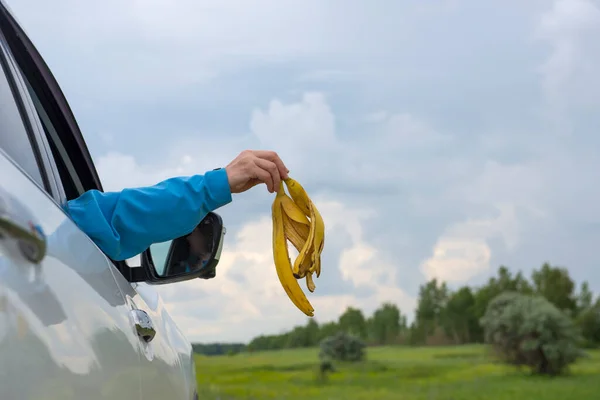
[0,4,198,399]
[19,60,197,398]
[0,33,144,400]
[14,64,194,399]
[114,278,196,400]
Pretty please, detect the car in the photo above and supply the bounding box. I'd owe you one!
[0,2,225,399]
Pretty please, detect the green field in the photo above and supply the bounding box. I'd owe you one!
[194,345,600,399]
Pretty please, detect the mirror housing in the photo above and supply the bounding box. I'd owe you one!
[124,212,226,284]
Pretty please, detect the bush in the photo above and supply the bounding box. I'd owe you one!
[480,291,585,376]
[227,348,239,356]
[319,359,335,374]
[319,331,366,363]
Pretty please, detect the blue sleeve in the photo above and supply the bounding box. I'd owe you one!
[65,169,232,261]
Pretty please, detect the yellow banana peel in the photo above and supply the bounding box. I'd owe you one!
[271,177,325,316]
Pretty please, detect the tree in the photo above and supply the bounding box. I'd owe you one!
[368,303,404,344]
[441,286,477,344]
[305,318,320,346]
[577,281,593,313]
[286,325,310,348]
[471,266,534,342]
[412,279,449,343]
[318,321,340,342]
[576,304,600,347]
[338,307,367,339]
[192,342,246,356]
[576,291,600,348]
[531,262,577,315]
[481,291,584,375]
[496,266,533,294]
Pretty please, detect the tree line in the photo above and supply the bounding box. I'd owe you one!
[192,262,600,355]
[191,342,246,356]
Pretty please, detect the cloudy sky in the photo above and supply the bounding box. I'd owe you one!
[7,0,600,343]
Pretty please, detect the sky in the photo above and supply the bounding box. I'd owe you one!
[6,0,600,343]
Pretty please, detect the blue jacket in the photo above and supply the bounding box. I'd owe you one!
[65,169,232,261]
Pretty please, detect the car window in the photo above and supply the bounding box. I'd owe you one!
[21,74,85,201]
[5,32,138,269]
[15,61,137,267]
[0,42,44,187]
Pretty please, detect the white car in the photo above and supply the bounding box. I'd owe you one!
[0,2,225,399]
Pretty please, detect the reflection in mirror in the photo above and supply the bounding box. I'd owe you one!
[161,218,215,277]
[145,212,224,283]
[149,241,171,276]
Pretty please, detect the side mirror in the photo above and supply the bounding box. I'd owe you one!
[135,212,226,284]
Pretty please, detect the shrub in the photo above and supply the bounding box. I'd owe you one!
[319,359,335,374]
[319,331,366,363]
[480,291,585,376]
[227,348,239,356]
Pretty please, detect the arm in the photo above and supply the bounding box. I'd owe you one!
[65,169,232,261]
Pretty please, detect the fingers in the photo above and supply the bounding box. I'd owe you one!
[226,149,290,194]
[253,150,289,180]
[254,158,280,193]
[253,165,274,193]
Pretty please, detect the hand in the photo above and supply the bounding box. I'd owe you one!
[224,150,290,194]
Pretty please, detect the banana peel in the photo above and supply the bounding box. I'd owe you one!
[271,177,325,316]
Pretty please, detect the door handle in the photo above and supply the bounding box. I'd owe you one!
[130,309,156,343]
[0,192,47,264]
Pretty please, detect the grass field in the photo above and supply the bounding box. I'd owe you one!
[194,345,600,399]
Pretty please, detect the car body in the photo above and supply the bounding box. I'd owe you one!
[0,2,208,399]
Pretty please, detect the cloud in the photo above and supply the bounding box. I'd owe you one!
[251,92,337,153]
[93,78,600,339]
[7,0,600,342]
[420,204,519,283]
[157,201,415,342]
[94,91,422,342]
[7,0,435,107]
[534,0,600,125]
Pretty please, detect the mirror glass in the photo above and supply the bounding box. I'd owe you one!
[148,212,224,280]
[149,241,171,275]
